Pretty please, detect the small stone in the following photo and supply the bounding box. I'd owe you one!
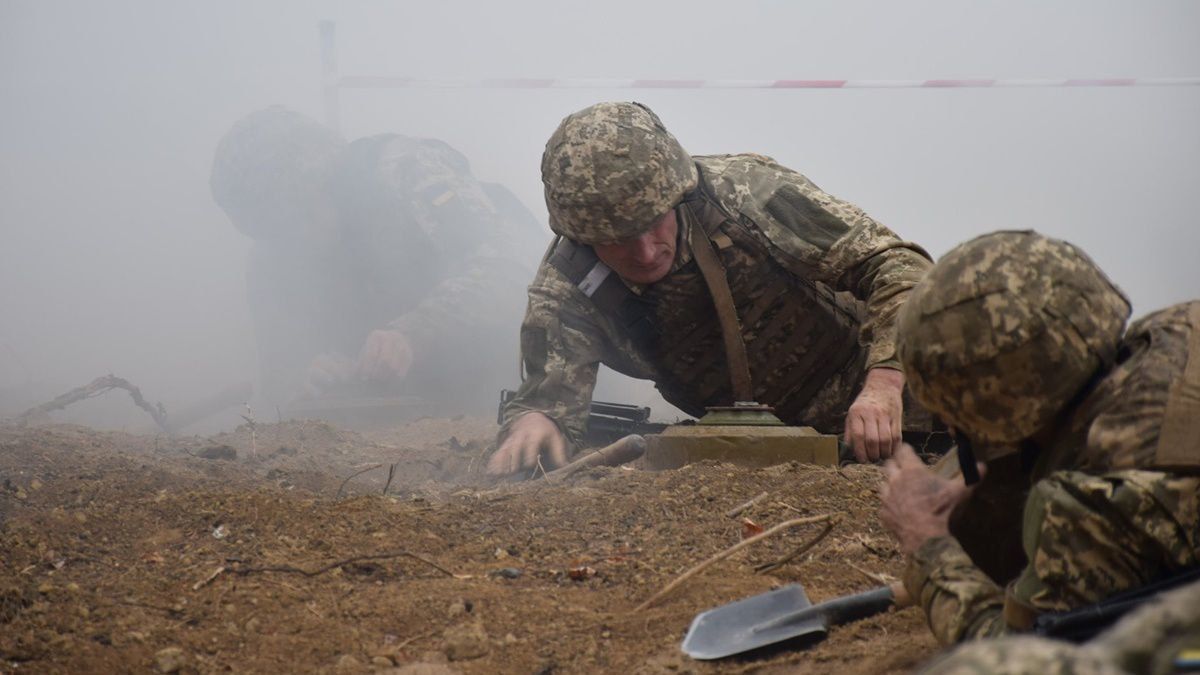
[492,547,508,560]
[503,633,518,644]
[443,622,489,661]
[65,583,80,593]
[446,599,468,618]
[489,567,522,580]
[154,646,187,673]
[244,617,261,633]
[30,479,43,491]
[77,606,90,618]
[37,583,54,594]
[334,654,363,673]
[74,512,87,523]
[371,656,394,667]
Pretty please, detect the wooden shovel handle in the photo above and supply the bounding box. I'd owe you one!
[543,434,646,482]
[890,580,913,608]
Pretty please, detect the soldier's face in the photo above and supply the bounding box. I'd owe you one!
[593,209,678,284]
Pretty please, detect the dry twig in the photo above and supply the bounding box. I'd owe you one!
[192,565,227,590]
[754,518,838,574]
[848,561,897,586]
[230,550,467,579]
[18,374,169,431]
[382,463,397,496]
[725,491,769,519]
[633,513,834,612]
[336,463,383,499]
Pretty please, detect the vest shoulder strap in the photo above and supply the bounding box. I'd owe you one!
[546,239,658,350]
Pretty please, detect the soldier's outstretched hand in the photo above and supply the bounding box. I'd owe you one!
[357,329,414,382]
[879,444,982,555]
[487,412,569,476]
[846,367,905,463]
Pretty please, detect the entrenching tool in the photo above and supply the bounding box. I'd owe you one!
[681,581,910,660]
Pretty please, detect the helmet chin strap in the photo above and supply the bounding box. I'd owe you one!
[957,435,981,485]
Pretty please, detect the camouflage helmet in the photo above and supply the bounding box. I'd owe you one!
[541,102,698,245]
[897,230,1131,458]
[210,106,345,239]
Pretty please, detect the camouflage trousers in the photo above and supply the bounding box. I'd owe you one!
[907,469,1200,645]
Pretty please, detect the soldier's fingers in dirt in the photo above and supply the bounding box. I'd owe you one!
[486,446,513,475]
[544,432,568,469]
[885,413,902,458]
[847,415,868,463]
[865,415,886,463]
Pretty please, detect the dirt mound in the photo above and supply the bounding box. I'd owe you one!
[0,419,937,673]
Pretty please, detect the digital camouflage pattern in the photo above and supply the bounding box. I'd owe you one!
[898,231,1131,455]
[502,152,931,449]
[919,578,1200,675]
[542,102,698,245]
[908,467,1200,644]
[900,255,1200,647]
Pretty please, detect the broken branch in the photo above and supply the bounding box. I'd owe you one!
[753,517,838,574]
[633,513,835,612]
[336,463,383,499]
[230,550,466,579]
[18,374,169,432]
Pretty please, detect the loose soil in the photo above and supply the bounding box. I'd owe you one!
[0,417,939,674]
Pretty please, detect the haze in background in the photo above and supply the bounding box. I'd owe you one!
[2,1,1198,431]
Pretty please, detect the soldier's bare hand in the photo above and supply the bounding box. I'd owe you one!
[487,412,568,476]
[879,444,983,555]
[356,329,414,381]
[304,352,356,397]
[845,367,905,463]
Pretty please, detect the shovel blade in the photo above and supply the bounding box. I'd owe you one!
[681,584,828,660]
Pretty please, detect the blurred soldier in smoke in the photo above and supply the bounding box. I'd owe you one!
[880,230,1200,646]
[210,106,544,414]
[490,101,933,474]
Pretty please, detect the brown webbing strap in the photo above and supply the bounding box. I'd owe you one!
[1156,302,1200,466]
[686,215,754,402]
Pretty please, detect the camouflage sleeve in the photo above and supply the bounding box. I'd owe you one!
[386,256,530,368]
[904,535,1008,645]
[1007,469,1200,619]
[711,155,932,368]
[908,468,1200,647]
[496,264,610,452]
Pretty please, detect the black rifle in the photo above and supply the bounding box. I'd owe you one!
[1033,565,1200,642]
[497,389,668,446]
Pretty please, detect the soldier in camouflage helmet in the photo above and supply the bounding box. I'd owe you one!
[879,230,1200,646]
[211,107,544,413]
[490,101,934,474]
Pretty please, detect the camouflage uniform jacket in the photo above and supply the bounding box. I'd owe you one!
[906,301,1200,645]
[919,578,1200,675]
[502,154,931,448]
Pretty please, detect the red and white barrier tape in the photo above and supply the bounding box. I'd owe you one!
[334,76,1200,90]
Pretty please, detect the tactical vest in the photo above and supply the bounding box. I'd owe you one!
[1035,300,1200,476]
[548,166,865,432]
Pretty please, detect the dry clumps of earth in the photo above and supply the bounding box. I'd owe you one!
[0,416,938,674]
